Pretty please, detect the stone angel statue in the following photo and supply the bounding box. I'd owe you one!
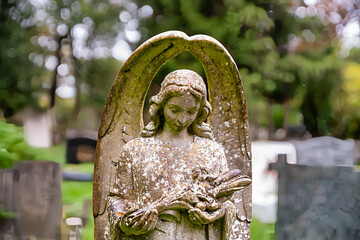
[93,31,252,240]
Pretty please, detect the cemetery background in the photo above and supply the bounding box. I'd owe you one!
[1,0,360,239]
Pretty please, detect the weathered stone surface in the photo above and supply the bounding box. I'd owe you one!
[0,161,62,239]
[271,155,360,240]
[292,136,356,166]
[93,31,252,240]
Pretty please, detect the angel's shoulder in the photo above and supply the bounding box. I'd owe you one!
[121,136,155,153]
[194,136,224,151]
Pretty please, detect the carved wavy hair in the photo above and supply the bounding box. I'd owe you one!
[140,69,213,139]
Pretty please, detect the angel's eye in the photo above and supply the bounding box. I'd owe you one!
[172,109,180,113]
[187,108,196,114]
[168,105,182,113]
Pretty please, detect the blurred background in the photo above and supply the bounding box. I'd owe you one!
[0,0,359,239]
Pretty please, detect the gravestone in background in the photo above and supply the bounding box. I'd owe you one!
[0,161,62,239]
[292,136,356,166]
[270,155,360,240]
[355,140,360,164]
[66,137,97,164]
[0,169,20,238]
[66,129,97,164]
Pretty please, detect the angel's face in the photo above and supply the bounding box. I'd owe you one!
[163,92,200,133]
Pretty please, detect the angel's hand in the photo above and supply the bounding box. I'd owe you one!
[188,206,225,226]
[212,174,252,198]
[120,208,158,236]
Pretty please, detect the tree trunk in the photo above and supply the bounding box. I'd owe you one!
[267,99,274,140]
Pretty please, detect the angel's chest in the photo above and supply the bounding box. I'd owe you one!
[131,147,217,188]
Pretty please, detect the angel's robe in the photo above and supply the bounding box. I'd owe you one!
[107,135,231,239]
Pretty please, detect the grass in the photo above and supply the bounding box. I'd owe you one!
[32,142,66,165]
[62,180,94,239]
[251,217,275,240]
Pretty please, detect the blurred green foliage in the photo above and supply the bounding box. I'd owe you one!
[1,0,359,139]
[335,61,360,138]
[0,0,123,124]
[0,120,36,169]
[0,1,44,117]
[0,120,32,219]
[136,0,355,138]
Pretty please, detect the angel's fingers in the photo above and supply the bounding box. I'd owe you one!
[124,215,139,227]
[208,208,226,222]
[133,209,151,228]
[188,210,201,225]
[194,209,211,224]
[147,213,158,231]
[125,209,144,226]
[189,209,207,225]
[143,210,157,230]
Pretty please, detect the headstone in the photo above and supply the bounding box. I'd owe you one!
[292,136,356,166]
[0,169,20,238]
[355,140,360,164]
[0,161,62,239]
[66,217,83,240]
[286,125,308,139]
[23,108,53,147]
[270,155,360,240]
[66,129,97,164]
[66,137,96,163]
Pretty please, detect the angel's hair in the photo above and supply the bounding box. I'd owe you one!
[140,69,213,139]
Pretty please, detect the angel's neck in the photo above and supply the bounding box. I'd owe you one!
[159,127,193,147]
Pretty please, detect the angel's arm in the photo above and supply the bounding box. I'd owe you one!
[188,142,231,225]
[217,144,230,174]
[107,144,159,236]
[107,145,136,234]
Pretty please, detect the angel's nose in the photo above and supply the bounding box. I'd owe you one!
[178,118,186,125]
[177,116,188,125]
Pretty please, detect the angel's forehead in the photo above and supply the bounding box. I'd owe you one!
[161,69,207,96]
[166,93,199,107]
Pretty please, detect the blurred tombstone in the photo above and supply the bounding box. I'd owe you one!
[355,140,360,164]
[270,154,360,240]
[0,169,20,238]
[292,136,356,166]
[23,108,53,147]
[286,124,308,139]
[252,141,296,224]
[66,129,97,164]
[0,161,62,239]
[66,217,82,240]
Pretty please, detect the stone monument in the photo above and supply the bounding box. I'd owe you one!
[292,136,356,166]
[271,154,360,240]
[0,161,62,239]
[93,31,252,239]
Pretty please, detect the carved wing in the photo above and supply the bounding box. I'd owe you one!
[93,31,251,239]
[189,35,252,224]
